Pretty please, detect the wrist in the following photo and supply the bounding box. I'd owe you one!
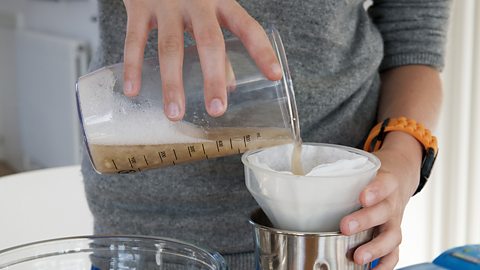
[378,132,423,196]
[363,117,439,195]
[382,131,423,169]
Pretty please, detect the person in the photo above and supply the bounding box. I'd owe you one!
[81,0,451,269]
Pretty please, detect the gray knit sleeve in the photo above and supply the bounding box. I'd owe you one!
[369,0,451,71]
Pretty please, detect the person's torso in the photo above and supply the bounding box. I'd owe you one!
[83,0,383,254]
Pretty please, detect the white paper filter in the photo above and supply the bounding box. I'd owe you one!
[244,143,380,232]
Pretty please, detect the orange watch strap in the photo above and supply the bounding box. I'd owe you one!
[363,117,438,155]
[363,117,439,195]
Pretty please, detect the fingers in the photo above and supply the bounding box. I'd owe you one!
[340,171,400,235]
[353,223,402,267]
[373,248,400,270]
[360,171,399,207]
[340,170,403,268]
[340,199,396,235]
[123,1,152,97]
[190,4,227,117]
[124,0,278,119]
[156,5,185,121]
[218,1,282,81]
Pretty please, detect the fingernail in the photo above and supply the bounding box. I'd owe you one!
[124,80,134,95]
[167,102,180,119]
[348,220,359,233]
[365,191,376,206]
[209,98,224,115]
[362,252,372,264]
[271,63,282,77]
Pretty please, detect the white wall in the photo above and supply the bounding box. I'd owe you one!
[0,0,99,48]
[0,0,98,170]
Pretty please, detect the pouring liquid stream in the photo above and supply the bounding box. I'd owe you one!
[291,139,304,175]
[290,108,304,175]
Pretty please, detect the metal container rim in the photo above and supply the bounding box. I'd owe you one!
[248,208,366,237]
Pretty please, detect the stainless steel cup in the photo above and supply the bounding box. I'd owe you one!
[250,208,373,270]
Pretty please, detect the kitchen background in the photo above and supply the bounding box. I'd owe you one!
[0,0,479,268]
[0,0,97,173]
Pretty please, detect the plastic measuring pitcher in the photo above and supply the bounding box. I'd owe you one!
[76,27,299,174]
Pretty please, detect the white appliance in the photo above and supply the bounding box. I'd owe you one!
[15,30,89,169]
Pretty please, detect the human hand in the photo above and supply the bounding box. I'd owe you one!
[340,132,423,269]
[122,0,282,120]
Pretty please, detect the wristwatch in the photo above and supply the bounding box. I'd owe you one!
[363,117,439,195]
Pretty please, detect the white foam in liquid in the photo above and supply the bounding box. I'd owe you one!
[245,144,379,232]
[78,68,209,145]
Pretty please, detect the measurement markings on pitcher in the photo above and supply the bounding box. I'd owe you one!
[112,159,118,170]
[187,145,196,157]
[243,134,252,148]
[128,157,134,168]
[143,155,149,166]
[217,140,224,152]
[158,151,166,163]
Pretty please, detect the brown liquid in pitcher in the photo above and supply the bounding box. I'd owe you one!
[89,127,293,174]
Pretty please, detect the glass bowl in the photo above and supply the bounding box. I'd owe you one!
[0,236,227,270]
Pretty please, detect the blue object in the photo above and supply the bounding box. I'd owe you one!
[433,245,480,270]
[398,263,448,270]
[398,245,480,270]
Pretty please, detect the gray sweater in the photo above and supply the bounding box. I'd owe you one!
[82,0,450,267]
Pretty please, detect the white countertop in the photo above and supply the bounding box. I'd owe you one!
[0,165,93,250]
